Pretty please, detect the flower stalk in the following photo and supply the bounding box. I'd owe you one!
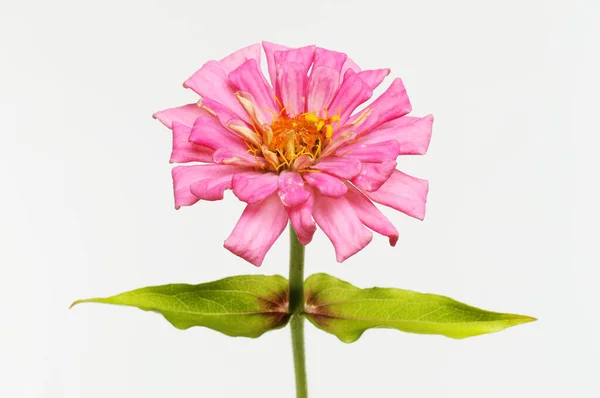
[289,225,308,398]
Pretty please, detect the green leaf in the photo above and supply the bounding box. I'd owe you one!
[71,275,290,338]
[304,273,536,343]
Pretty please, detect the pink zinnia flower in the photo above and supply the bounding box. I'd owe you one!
[154,43,433,266]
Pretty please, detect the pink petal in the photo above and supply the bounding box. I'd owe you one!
[277,61,307,115]
[328,72,373,124]
[274,45,316,70]
[364,78,412,129]
[226,119,262,147]
[232,171,279,204]
[218,43,261,74]
[286,191,317,246]
[365,169,429,220]
[273,46,315,114]
[235,91,272,126]
[224,194,289,266]
[351,161,397,192]
[213,148,267,168]
[344,184,398,246]
[312,193,373,262]
[189,113,247,152]
[262,41,290,88]
[343,140,402,162]
[170,122,214,163]
[313,157,362,179]
[292,154,315,170]
[356,69,390,90]
[200,97,251,127]
[341,56,362,78]
[183,61,247,123]
[303,172,348,197]
[153,104,203,129]
[313,47,347,72]
[321,130,358,158]
[307,66,340,114]
[171,164,242,209]
[357,115,434,155]
[229,59,277,117]
[278,171,311,208]
[341,107,381,137]
[190,171,247,201]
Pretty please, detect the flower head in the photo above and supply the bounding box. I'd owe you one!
[154,43,433,266]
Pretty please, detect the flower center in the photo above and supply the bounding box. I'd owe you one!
[259,111,339,171]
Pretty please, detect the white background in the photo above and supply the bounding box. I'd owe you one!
[1,0,598,397]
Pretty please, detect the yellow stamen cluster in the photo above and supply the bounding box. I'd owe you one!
[252,111,340,171]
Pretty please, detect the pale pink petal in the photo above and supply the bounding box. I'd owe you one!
[273,46,315,115]
[170,122,214,163]
[313,157,362,179]
[287,191,316,246]
[351,161,397,192]
[343,140,402,162]
[356,115,434,155]
[313,47,347,72]
[321,130,358,158]
[226,119,262,147]
[303,172,348,197]
[183,61,247,122]
[333,108,380,140]
[229,59,277,115]
[278,171,311,208]
[190,171,249,201]
[262,41,289,88]
[224,194,289,266]
[356,69,390,90]
[328,72,373,124]
[153,104,203,129]
[189,113,247,152]
[232,171,279,204]
[235,91,272,126]
[274,45,316,70]
[365,169,429,220]
[171,164,242,209]
[312,193,373,262]
[307,66,340,113]
[292,154,315,170]
[364,78,412,129]
[218,43,261,74]
[200,97,251,127]
[277,61,307,115]
[213,148,267,168]
[341,56,362,78]
[344,184,398,246]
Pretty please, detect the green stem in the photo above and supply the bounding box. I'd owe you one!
[289,226,308,398]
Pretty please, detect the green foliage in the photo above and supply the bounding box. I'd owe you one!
[71,275,289,338]
[304,273,536,343]
[72,272,535,342]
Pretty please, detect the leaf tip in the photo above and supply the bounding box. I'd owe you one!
[69,298,96,309]
[516,314,537,324]
[69,299,82,309]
